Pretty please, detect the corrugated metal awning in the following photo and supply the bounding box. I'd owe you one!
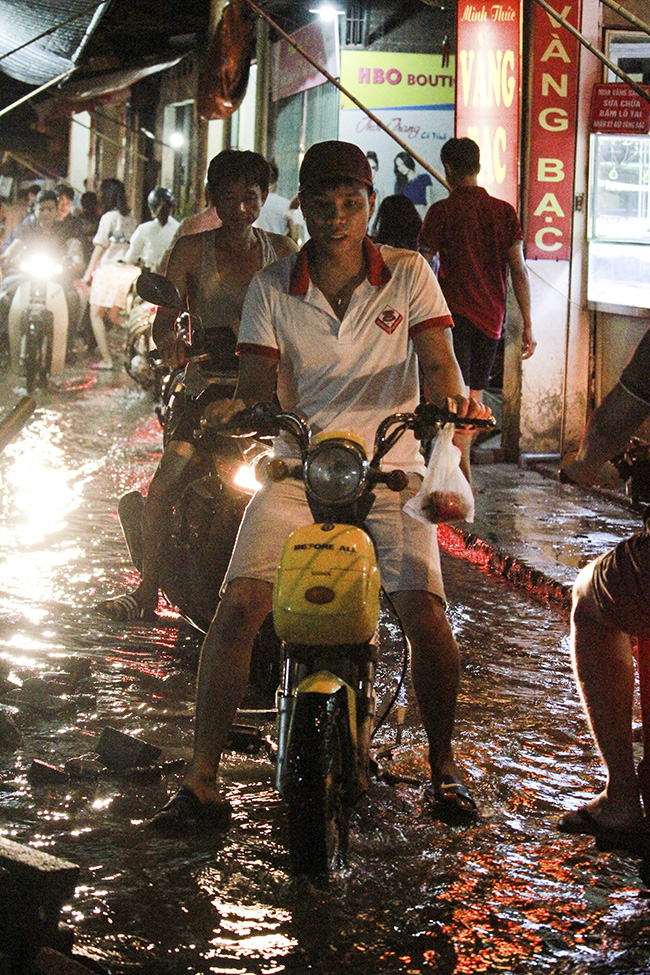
[59,55,184,101]
[0,0,110,85]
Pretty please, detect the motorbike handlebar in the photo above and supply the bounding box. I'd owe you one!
[610,438,650,509]
[215,401,495,457]
[407,403,495,445]
[216,403,284,439]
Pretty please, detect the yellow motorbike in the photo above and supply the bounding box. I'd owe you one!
[223,401,494,877]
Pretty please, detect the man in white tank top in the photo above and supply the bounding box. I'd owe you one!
[97,151,296,624]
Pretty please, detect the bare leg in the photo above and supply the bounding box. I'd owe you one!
[107,305,123,328]
[89,303,112,366]
[183,577,273,804]
[389,589,461,780]
[453,387,482,486]
[133,441,195,614]
[563,382,650,485]
[569,562,643,829]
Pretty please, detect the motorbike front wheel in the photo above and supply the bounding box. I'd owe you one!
[38,330,52,389]
[285,688,356,878]
[23,327,40,393]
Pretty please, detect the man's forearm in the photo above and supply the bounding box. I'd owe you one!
[414,326,468,404]
[510,265,533,328]
[234,354,278,407]
[576,384,650,469]
[421,356,468,404]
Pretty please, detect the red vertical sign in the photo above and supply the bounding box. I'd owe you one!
[525,0,582,260]
[456,0,522,208]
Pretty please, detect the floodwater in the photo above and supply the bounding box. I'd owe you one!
[1,363,649,975]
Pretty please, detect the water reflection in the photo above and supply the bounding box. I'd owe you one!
[0,372,650,974]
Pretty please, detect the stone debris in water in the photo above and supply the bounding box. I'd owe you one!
[95,725,163,770]
[0,837,79,969]
[0,710,21,751]
[64,756,108,780]
[28,759,68,785]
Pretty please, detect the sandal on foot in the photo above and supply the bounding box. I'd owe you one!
[147,785,232,832]
[558,467,578,485]
[557,806,650,854]
[425,775,478,823]
[96,594,158,623]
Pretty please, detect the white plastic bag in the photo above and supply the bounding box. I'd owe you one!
[403,424,475,525]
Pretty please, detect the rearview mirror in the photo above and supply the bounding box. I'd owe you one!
[136,269,183,310]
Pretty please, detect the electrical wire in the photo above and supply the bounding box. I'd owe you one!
[371,588,410,738]
[0,1,109,63]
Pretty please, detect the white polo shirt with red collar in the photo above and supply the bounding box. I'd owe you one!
[237,237,453,473]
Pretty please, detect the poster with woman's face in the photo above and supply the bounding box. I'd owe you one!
[338,52,455,219]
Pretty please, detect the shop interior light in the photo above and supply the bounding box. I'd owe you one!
[309,2,344,21]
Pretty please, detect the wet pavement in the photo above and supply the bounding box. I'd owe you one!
[439,459,642,609]
[0,355,649,975]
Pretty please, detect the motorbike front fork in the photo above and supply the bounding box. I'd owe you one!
[274,645,377,797]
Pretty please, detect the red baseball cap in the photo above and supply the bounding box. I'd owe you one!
[299,140,373,191]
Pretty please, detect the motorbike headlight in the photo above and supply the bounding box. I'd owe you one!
[304,438,368,505]
[19,253,62,279]
[232,462,261,494]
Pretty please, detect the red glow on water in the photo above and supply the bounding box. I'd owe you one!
[437,524,571,609]
[52,376,98,393]
[130,416,163,445]
[437,524,491,566]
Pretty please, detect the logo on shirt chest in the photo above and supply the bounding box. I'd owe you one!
[375,306,403,334]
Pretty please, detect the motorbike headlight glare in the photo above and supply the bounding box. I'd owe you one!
[305,440,368,504]
[233,463,261,494]
[19,253,61,279]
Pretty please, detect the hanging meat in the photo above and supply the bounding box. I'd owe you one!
[198,0,257,120]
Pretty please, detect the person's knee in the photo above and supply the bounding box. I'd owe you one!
[146,445,193,507]
[571,562,598,622]
[145,471,174,509]
[394,591,453,650]
[216,579,272,635]
[570,562,621,657]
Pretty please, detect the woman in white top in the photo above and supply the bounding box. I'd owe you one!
[81,178,138,369]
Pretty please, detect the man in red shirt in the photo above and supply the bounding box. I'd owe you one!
[419,138,536,481]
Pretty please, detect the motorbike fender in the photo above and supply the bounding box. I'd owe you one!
[280,679,360,804]
[294,671,357,748]
[8,280,68,375]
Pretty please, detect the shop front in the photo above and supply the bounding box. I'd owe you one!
[587,29,650,434]
[455,0,649,460]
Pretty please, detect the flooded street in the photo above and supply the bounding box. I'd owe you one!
[1,362,649,975]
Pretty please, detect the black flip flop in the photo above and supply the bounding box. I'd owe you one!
[96,594,159,624]
[557,806,650,855]
[425,775,478,823]
[147,785,232,832]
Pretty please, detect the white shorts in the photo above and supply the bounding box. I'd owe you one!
[222,472,445,600]
[90,262,139,309]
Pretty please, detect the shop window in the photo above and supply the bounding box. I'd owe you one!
[273,84,340,198]
[346,2,367,46]
[161,101,194,218]
[587,32,650,311]
[230,63,258,152]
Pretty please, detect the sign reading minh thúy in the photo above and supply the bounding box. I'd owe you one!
[590,84,650,135]
[456,0,522,209]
